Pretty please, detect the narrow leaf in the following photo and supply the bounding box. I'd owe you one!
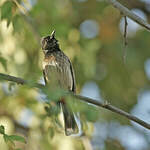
[9,135,26,144]
[0,125,5,134]
[3,134,15,146]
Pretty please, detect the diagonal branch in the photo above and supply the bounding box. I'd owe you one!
[72,94,150,130]
[0,73,150,130]
[107,0,150,31]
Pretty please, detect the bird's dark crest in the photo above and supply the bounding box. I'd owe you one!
[41,30,59,52]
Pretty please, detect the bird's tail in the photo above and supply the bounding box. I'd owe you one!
[60,102,78,136]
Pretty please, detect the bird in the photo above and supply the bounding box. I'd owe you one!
[41,30,78,136]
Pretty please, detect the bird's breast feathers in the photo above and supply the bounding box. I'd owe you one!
[42,53,74,90]
[43,55,58,69]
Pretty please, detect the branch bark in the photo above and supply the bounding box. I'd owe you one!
[107,0,150,32]
[0,73,150,130]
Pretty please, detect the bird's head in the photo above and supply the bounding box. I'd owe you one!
[41,30,59,52]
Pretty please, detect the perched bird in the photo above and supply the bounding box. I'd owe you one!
[41,30,78,136]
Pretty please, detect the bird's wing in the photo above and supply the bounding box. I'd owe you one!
[68,59,76,93]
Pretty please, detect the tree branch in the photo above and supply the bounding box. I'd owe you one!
[0,73,150,130]
[107,0,150,31]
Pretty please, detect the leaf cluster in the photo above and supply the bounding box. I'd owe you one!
[0,125,26,150]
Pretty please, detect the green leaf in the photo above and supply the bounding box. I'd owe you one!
[3,134,26,149]
[0,125,5,134]
[1,1,16,27]
[45,104,60,116]
[9,135,26,144]
[3,134,15,146]
[77,101,99,122]
[12,15,22,32]
[84,105,99,122]
[42,86,66,101]
[48,127,55,139]
[0,56,7,71]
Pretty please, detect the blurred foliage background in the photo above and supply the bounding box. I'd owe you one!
[0,0,150,149]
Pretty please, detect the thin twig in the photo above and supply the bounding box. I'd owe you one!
[123,16,128,46]
[0,73,150,130]
[0,73,44,88]
[107,0,150,32]
[123,16,128,63]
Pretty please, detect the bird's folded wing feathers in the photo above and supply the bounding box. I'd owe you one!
[43,53,75,92]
